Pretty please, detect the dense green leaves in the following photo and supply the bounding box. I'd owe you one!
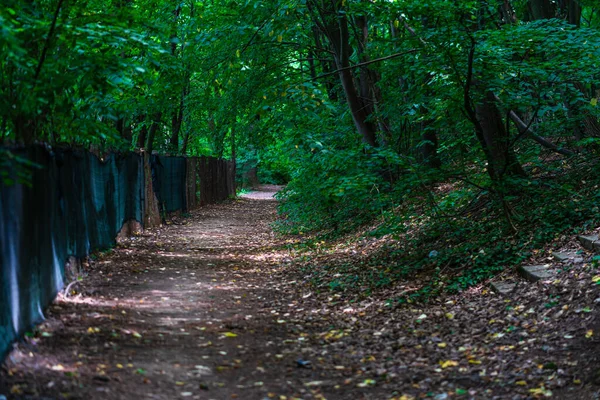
[1,0,600,292]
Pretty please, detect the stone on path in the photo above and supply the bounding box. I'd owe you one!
[578,235,600,252]
[553,252,584,264]
[518,265,557,282]
[490,281,517,295]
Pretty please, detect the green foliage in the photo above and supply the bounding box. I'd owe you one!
[2,0,600,296]
[276,142,414,234]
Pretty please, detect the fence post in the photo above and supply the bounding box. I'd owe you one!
[143,152,161,227]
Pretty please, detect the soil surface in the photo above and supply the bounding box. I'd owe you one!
[2,186,600,400]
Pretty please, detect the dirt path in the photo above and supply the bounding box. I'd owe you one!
[1,186,381,400]
[3,186,600,400]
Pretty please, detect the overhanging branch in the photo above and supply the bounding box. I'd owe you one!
[315,49,418,79]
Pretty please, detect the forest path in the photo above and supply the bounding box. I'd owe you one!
[1,185,368,400]
[3,187,600,400]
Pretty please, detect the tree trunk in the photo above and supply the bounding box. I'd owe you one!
[145,112,162,155]
[475,91,526,179]
[137,124,148,149]
[561,0,582,27]
[230,127,236,194]
[170,103,183,153]
[135,114,147,148]
[309,0,378,146]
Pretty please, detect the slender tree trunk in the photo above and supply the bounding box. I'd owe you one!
[137,124,148,149]
[314,0,378,146]
[170,103,183,153]
[475,91,526,179]
[181,129,191,154]
[135,114,147,148]
[166,4,183,153]
[230,127,236,193]
[562,0,582,26]
[145,112,162,155]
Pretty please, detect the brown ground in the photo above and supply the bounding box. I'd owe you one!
[2,186,600,400]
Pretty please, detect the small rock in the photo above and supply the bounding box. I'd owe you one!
[491,281,517,295]
[518,265,557,282]
[578,235,600,252]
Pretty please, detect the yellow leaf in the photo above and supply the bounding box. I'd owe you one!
[591,98,598,107]
[357,379,376,388]
[394,20,400,28]
[277,35,283,43]
[437,343,447,348]
[529,386,553,397]
[223,332,238,338]
[586,329,593,339]
[10,385,23,395]
[592,275,600,283]
[175,381,185,386]
[439,360,458,369]
[516,380,527,386]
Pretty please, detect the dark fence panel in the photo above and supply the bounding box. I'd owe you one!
[151,155,187,213]
[198,156,235,205]
[0,147,144,361]
[0,148,234,362]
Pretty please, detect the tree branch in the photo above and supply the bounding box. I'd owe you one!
[33,0,65,90]
[491,94,575,156]
[315,49,417,79]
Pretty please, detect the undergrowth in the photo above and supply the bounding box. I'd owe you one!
[276,156,600,303]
